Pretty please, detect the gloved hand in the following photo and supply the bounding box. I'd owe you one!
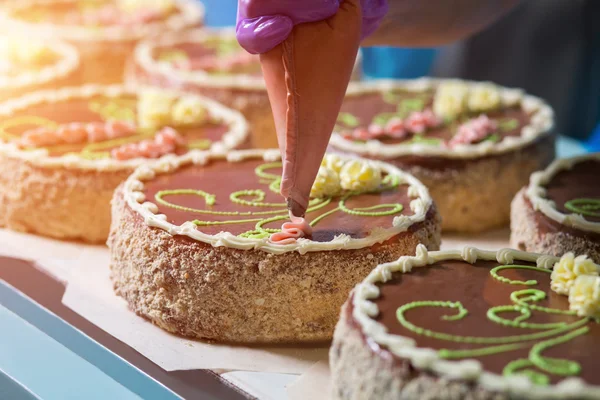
[236,0,389,54]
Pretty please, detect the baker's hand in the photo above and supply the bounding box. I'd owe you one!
[236,0,388,54]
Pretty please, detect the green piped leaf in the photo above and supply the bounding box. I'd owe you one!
[372,112,399,127]
[383,91,403,105]
[398,98,425,118]
[406,135,443,146]
[157,49,189,64]
[498,118,519,132]
[337,112,360,128]
[483,133,500,143]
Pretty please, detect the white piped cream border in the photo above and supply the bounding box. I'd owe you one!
[123,149,434,254]
[0,39,79,90]
[134,28,266,91]
[352,245,600,399]
[132,27,363,92]
[0,0,203,43]
[329,78,554,159]
[0,84,249,171]
[526,153,600,234]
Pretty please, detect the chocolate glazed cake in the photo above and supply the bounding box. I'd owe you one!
[511,153,600,263]
[109,149,441,343]
[129,28,362,148]
[0,85,247,242]
[329,78,555,233]
[331,246,600,400]
[0,0,203,84]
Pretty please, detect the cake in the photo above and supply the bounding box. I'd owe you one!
[511,153,600,263]
[0,0,203,84]
[0,85,248,243]
[331,245,600,399]
[128,28,362,148]
[0,36,79,101]
[108,150,441,343]
[328,78,555,233]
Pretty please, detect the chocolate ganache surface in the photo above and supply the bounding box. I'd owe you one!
[337,91,530,146]
[2,95,228,157]
[143,158,417,242]
[543,159,600,224]
[155,38,262,77]
[371,259,600,385]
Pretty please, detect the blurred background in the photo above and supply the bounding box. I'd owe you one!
[202,0,600,150]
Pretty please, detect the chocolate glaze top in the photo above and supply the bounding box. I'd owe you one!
[155,39,262,76]
[4,94,228,157]
[337,91,529,146]
[543,159,600,224]
[371,259,600,385]
[143,157,416,241]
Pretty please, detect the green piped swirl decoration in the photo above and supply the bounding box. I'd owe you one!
[395,264,595,386]
[153,161,405,239]
[565,198,600,218]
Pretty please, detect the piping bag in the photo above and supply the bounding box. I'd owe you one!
[259,0,362,235]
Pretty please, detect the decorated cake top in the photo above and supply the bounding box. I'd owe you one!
[134,28,361,91]
[0,85,248,170]
[527,153,600,234]
[0,37,78,90]
[329,79,554,159]
[352,245,600,399]
[0,0,203,42]
[123,150,434,254]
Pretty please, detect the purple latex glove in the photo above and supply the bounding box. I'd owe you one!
[236,0,388,54]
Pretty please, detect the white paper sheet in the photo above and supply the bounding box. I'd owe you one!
[62,247,329,374]
[0,228,100,282]
[287,361,331,400]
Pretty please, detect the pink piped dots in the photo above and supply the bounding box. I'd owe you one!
[19,121,137,148]
[343,109,440,141]
[404,109,440,134]
[111,126,183,160]
[448,115,498,147]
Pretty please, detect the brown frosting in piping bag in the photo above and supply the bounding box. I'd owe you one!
[259,0,362,218]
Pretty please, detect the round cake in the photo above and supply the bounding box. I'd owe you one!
[0,85,247,243]
[331,245,600,399]
[0,0,203,84]
[129,28,362,148]
[328,78,555,233]
[511,153,600,263]
[0,36,79,101]
[109,150,441,343]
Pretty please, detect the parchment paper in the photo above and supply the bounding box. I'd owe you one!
[0,228,97,282]
[61,246,329,373]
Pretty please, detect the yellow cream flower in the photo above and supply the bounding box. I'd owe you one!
[171,96,208,126]
[310,166,342,199]
[550,253,599,295]
[2,40,52,65]
[339,160,382,193]
[321,154,346,173]
[433,81,469,120]
[118,0,175,13]
[568,275,600,318]
[138,89,177,129]
[467,83,501,112]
